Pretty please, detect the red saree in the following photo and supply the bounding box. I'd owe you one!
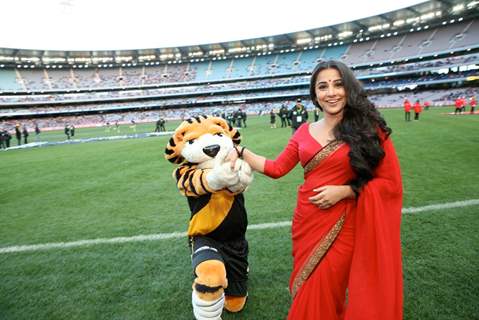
[264,123,403,320]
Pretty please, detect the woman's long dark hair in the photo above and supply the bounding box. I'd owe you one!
[309,60,391,189]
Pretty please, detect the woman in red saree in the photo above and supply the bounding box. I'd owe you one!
[227,60,403,319]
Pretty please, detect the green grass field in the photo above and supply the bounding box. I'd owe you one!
[1,106,478,320]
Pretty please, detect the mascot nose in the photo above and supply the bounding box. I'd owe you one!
[203,144,220,158]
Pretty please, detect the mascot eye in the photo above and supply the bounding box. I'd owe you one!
[214,133,223,137]
[187,139,196,145]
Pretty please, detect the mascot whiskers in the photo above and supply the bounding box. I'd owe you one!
[165,115,253,320]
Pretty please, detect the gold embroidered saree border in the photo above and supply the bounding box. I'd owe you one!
[291,212,346,298]
[304,140,342,174]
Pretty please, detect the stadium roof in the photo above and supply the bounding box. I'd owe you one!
[1,0,426,51]
[0,0,477,67]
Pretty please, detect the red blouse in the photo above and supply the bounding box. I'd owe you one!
[264,123,320,178]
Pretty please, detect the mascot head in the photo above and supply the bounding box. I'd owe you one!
[165,115,241,167]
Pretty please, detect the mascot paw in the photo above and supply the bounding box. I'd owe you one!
[235,159,253,186]
[227,160,253,193]
[224,295,248,313]
[206,161,240,191]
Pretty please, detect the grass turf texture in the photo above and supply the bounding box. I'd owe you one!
[0,106,478,319]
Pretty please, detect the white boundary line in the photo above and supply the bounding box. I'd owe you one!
[401,199,479,213]
[1,199,478,254]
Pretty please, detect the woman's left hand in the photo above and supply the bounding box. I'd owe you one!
[309,185,350,209]
[225,147,240,170]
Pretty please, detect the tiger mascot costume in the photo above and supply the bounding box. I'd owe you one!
[165,115,253,320]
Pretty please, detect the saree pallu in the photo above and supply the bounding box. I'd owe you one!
[345,138,403,320]
[287,138,403,320]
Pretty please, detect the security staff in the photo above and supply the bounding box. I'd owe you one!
[289,98,308,133]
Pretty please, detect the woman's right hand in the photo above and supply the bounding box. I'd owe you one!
[225,146,240,169]
[225,145,266,173]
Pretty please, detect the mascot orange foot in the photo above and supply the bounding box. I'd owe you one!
[225,295,247,313]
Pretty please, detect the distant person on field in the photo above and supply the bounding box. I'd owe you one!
[70,125,75,137]
[461,97,466,113]
[159,118,166,131]
[454,97,463,114]
[0,129,6,149]
[413,100,422,120]
[279,104,289,127]
[34,123,41,141]
[470,96,477,114]
[454,97,462,114]
[22,125,29,144]
[0,129,12,148]
[403,99,411,121]
[130,120,137,132]
[423,101,430,110]
[270,109,276,128]
[234,109,243,128]
[15,124,22,145]
[289,98,308,134]
[226,112,234,127]
[5,130,12,148]
[65,124,71,140]
[241,109,247,128]
[314,105,321,122]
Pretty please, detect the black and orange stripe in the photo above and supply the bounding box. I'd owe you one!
[174,163,247,241]
[174,163,214,196]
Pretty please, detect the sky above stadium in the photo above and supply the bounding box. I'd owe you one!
[1,0,426,51]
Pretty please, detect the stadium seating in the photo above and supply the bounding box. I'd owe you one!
[2,20,476,92]
[0,16,477,132]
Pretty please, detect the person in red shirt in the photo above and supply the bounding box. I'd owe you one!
[470,96,477,114]
[403,98,411,121]
[227,60,403,320]
[414,100,422,120]
[424,101,431,110]
[455,97,463,114]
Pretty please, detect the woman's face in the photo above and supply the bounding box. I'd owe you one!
[314,68,347,117]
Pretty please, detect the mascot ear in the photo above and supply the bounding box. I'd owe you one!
[211,117,241,145]
[164,130,185,164]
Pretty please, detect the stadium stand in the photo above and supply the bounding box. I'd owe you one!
[0,1,478,133]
